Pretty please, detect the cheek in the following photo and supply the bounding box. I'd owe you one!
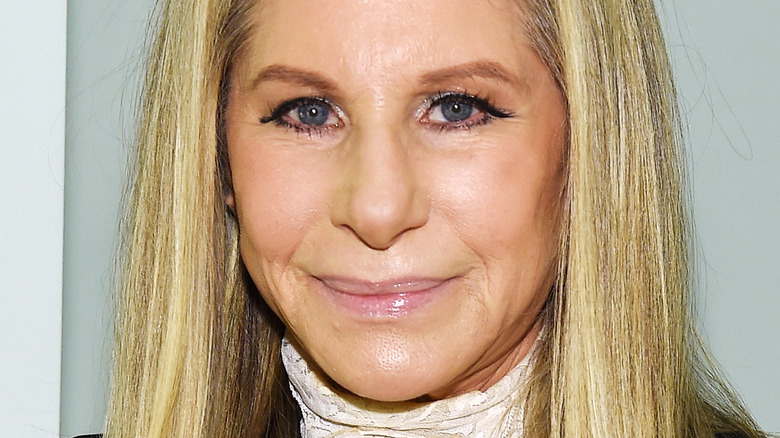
[435,135,564,258]
[235,168,301,255]
[457,146,563,328]
[228,135,332,282]
[230,150,335,328]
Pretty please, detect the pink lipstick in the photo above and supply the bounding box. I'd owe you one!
[312,276,451,318]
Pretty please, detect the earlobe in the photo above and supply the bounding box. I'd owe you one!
[225,192,236,211]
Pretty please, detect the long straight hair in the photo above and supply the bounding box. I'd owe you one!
[106,1,299,436]
[519,0,764,436]
[106,0,765,436]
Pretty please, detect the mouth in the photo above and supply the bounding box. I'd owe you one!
[311,275,454,318]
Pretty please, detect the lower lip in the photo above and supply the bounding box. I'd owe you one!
[312,278,452,318]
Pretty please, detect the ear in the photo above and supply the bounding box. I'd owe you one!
[225,192,236,210]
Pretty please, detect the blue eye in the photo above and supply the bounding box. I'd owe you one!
[297,102,331,126]
[261,97,342,134]
[425,92,512,130]
[439,101,474,122]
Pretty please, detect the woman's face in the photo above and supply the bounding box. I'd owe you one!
[226,0,566,401]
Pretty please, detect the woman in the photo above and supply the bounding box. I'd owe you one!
[105,0,767,436]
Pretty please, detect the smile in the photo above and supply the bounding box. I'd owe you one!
[312,276,454,318]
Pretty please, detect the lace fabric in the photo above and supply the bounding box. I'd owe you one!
[281,338,533,438]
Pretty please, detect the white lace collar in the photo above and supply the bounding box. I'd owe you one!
[281,337,533,438]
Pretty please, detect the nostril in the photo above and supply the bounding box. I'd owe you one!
[337,223,398,251]
[329,126,430,249]
[337,192,428,250]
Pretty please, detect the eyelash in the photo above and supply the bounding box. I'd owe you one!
[259,96,341,137]
[259,92,513,135]
[420,91,513,132]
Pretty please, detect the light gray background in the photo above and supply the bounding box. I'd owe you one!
[61,1,151,435]
[55,1,779,436]
[0,1,66,436]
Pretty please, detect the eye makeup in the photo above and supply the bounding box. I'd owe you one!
[419,91,514,132]
[260,96,344,136]
[259,90,514,136]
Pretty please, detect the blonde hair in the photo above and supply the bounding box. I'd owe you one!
[106,0,765,436]
[520,0,764,436]
[107,1,298,436]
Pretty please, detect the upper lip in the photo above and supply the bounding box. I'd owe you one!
[314,275,452,296]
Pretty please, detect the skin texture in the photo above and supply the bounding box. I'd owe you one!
[226,0,567,402]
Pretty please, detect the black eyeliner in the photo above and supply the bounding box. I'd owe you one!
[432,91,514,119]
[259,96,333,125]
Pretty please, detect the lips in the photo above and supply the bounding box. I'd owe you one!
[312,275,453,318]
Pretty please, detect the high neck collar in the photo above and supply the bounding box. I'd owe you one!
[281,337,534,438]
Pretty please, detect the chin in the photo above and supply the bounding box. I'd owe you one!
[336,365,449,403]
[349,379,431,403]
[303,331,466,402]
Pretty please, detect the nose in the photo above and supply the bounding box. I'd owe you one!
[330,125,430,250]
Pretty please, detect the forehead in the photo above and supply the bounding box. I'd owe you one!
[236,0,533,88]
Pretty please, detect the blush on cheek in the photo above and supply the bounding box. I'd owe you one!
[234,169,322,255]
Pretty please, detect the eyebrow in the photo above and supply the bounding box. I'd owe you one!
[249,60,523,92]
[249,64,338,93]
[419,60,524,88]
